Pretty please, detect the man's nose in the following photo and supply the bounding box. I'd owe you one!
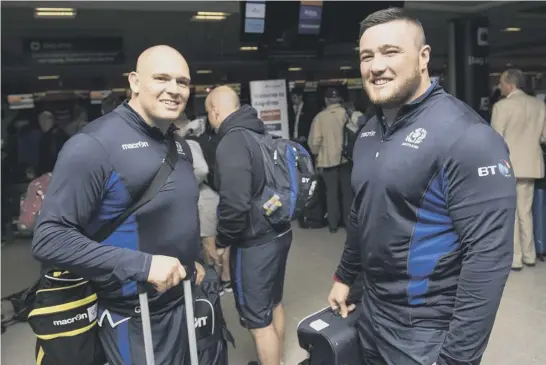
[165,79,179,94]
[369,55,388,74]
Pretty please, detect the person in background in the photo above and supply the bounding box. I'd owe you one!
[288,87,315,151]
[64,103,89,137]
[491,68,546,270]
[175,115,232,294]
[36,110,68,176]
[206,85,292,365]
[308,88,354,233]
[101,94,122,115]
[328,8,516,365]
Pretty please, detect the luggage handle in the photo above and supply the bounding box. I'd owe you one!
[138,279,199,365]
[138,287,155,365]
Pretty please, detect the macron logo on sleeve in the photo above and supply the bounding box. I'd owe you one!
[121,141,150,150]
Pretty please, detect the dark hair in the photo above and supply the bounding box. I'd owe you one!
[290,87,304,97]
[101,94,121,114]
[359,7,426,46]
[502,69,526,90]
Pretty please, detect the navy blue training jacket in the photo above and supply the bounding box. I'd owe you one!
[32,102,200,315]
[335,83,517,365]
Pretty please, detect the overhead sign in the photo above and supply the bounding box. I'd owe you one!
[244,1,266,34]
[298,1,323,35]
[24,37,124,66]
[249,79,289,139]
[7,94,35,110]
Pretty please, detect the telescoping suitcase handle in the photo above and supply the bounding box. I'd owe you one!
[138,280,199,365]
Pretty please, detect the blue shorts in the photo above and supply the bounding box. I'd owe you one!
[230,230,292,329]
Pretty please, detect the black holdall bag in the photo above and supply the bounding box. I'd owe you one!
[297,303,363,365]
[24,135,186,365]
[194,264,235,365]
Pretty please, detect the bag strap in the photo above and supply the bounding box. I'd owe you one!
[91,136,178,243]
[340,114,371,164]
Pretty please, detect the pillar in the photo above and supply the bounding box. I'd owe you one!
[448,16,490,120]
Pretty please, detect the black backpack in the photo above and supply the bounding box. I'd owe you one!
[188,132,221,192]
[231,128,316,226]
[298,175,327,229]
[194,265,235,365]
[341,112,371,162]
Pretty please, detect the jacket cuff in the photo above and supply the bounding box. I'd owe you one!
[215,237,230,249]
[333,269,357,286]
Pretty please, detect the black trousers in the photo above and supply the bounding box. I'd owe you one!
[321,162,353,230]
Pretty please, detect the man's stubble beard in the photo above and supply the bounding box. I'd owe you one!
[367,65,422,109]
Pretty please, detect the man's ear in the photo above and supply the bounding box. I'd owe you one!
[420,45,431,72]
[128,71,140,94]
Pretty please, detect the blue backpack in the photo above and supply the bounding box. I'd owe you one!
[233,128,317,226]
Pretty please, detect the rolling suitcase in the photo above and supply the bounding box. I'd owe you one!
[533,181,546,261]
[297,304,363,365]
[139,280,199,365]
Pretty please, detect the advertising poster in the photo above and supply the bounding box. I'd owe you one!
[249,79,289,139]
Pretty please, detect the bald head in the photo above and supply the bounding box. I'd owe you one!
[135,45,188,75]
[207,86,240,110]
[128,45,191,131]
[205,86,240,130]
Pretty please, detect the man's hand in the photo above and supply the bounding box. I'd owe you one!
[328,281,356,319]
[215,248,226,266]
[204,242,220,266]
[195,262,205,285]
[147,255,187,293]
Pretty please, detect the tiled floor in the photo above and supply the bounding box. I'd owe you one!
[2,225,546,365]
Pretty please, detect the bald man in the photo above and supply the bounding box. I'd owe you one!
[328,8,515,365]
[206,86,292,365]
[32,45,204,365]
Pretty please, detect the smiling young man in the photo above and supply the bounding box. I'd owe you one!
[33,45,204,365]
[327,8,517,365]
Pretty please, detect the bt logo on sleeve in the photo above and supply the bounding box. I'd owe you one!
[477,160,513,177]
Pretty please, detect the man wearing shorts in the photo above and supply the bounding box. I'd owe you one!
[206,86,292,365]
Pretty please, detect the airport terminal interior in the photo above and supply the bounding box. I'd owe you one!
[2,1,546,365]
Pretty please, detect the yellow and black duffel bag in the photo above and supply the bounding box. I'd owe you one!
[27,270,106,365]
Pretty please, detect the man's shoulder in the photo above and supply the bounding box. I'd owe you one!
[494,97,514,110]
[426,93,486,128]
[78,112,141,154]
[216,128,250,154]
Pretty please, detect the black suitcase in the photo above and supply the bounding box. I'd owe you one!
[298,175,327,229]
[297,305,363,365]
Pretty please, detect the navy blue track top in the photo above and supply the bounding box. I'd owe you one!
[335,82,517,365]
[32,102,200,314]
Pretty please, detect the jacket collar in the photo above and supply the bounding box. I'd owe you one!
[375,80,443,135]
[507,89,524,99]
[115,101,170,140]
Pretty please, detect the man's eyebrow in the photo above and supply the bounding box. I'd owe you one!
[151,73,191,83]
[359,44,402,56]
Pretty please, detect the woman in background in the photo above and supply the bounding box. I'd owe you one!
[174,115,232,294]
